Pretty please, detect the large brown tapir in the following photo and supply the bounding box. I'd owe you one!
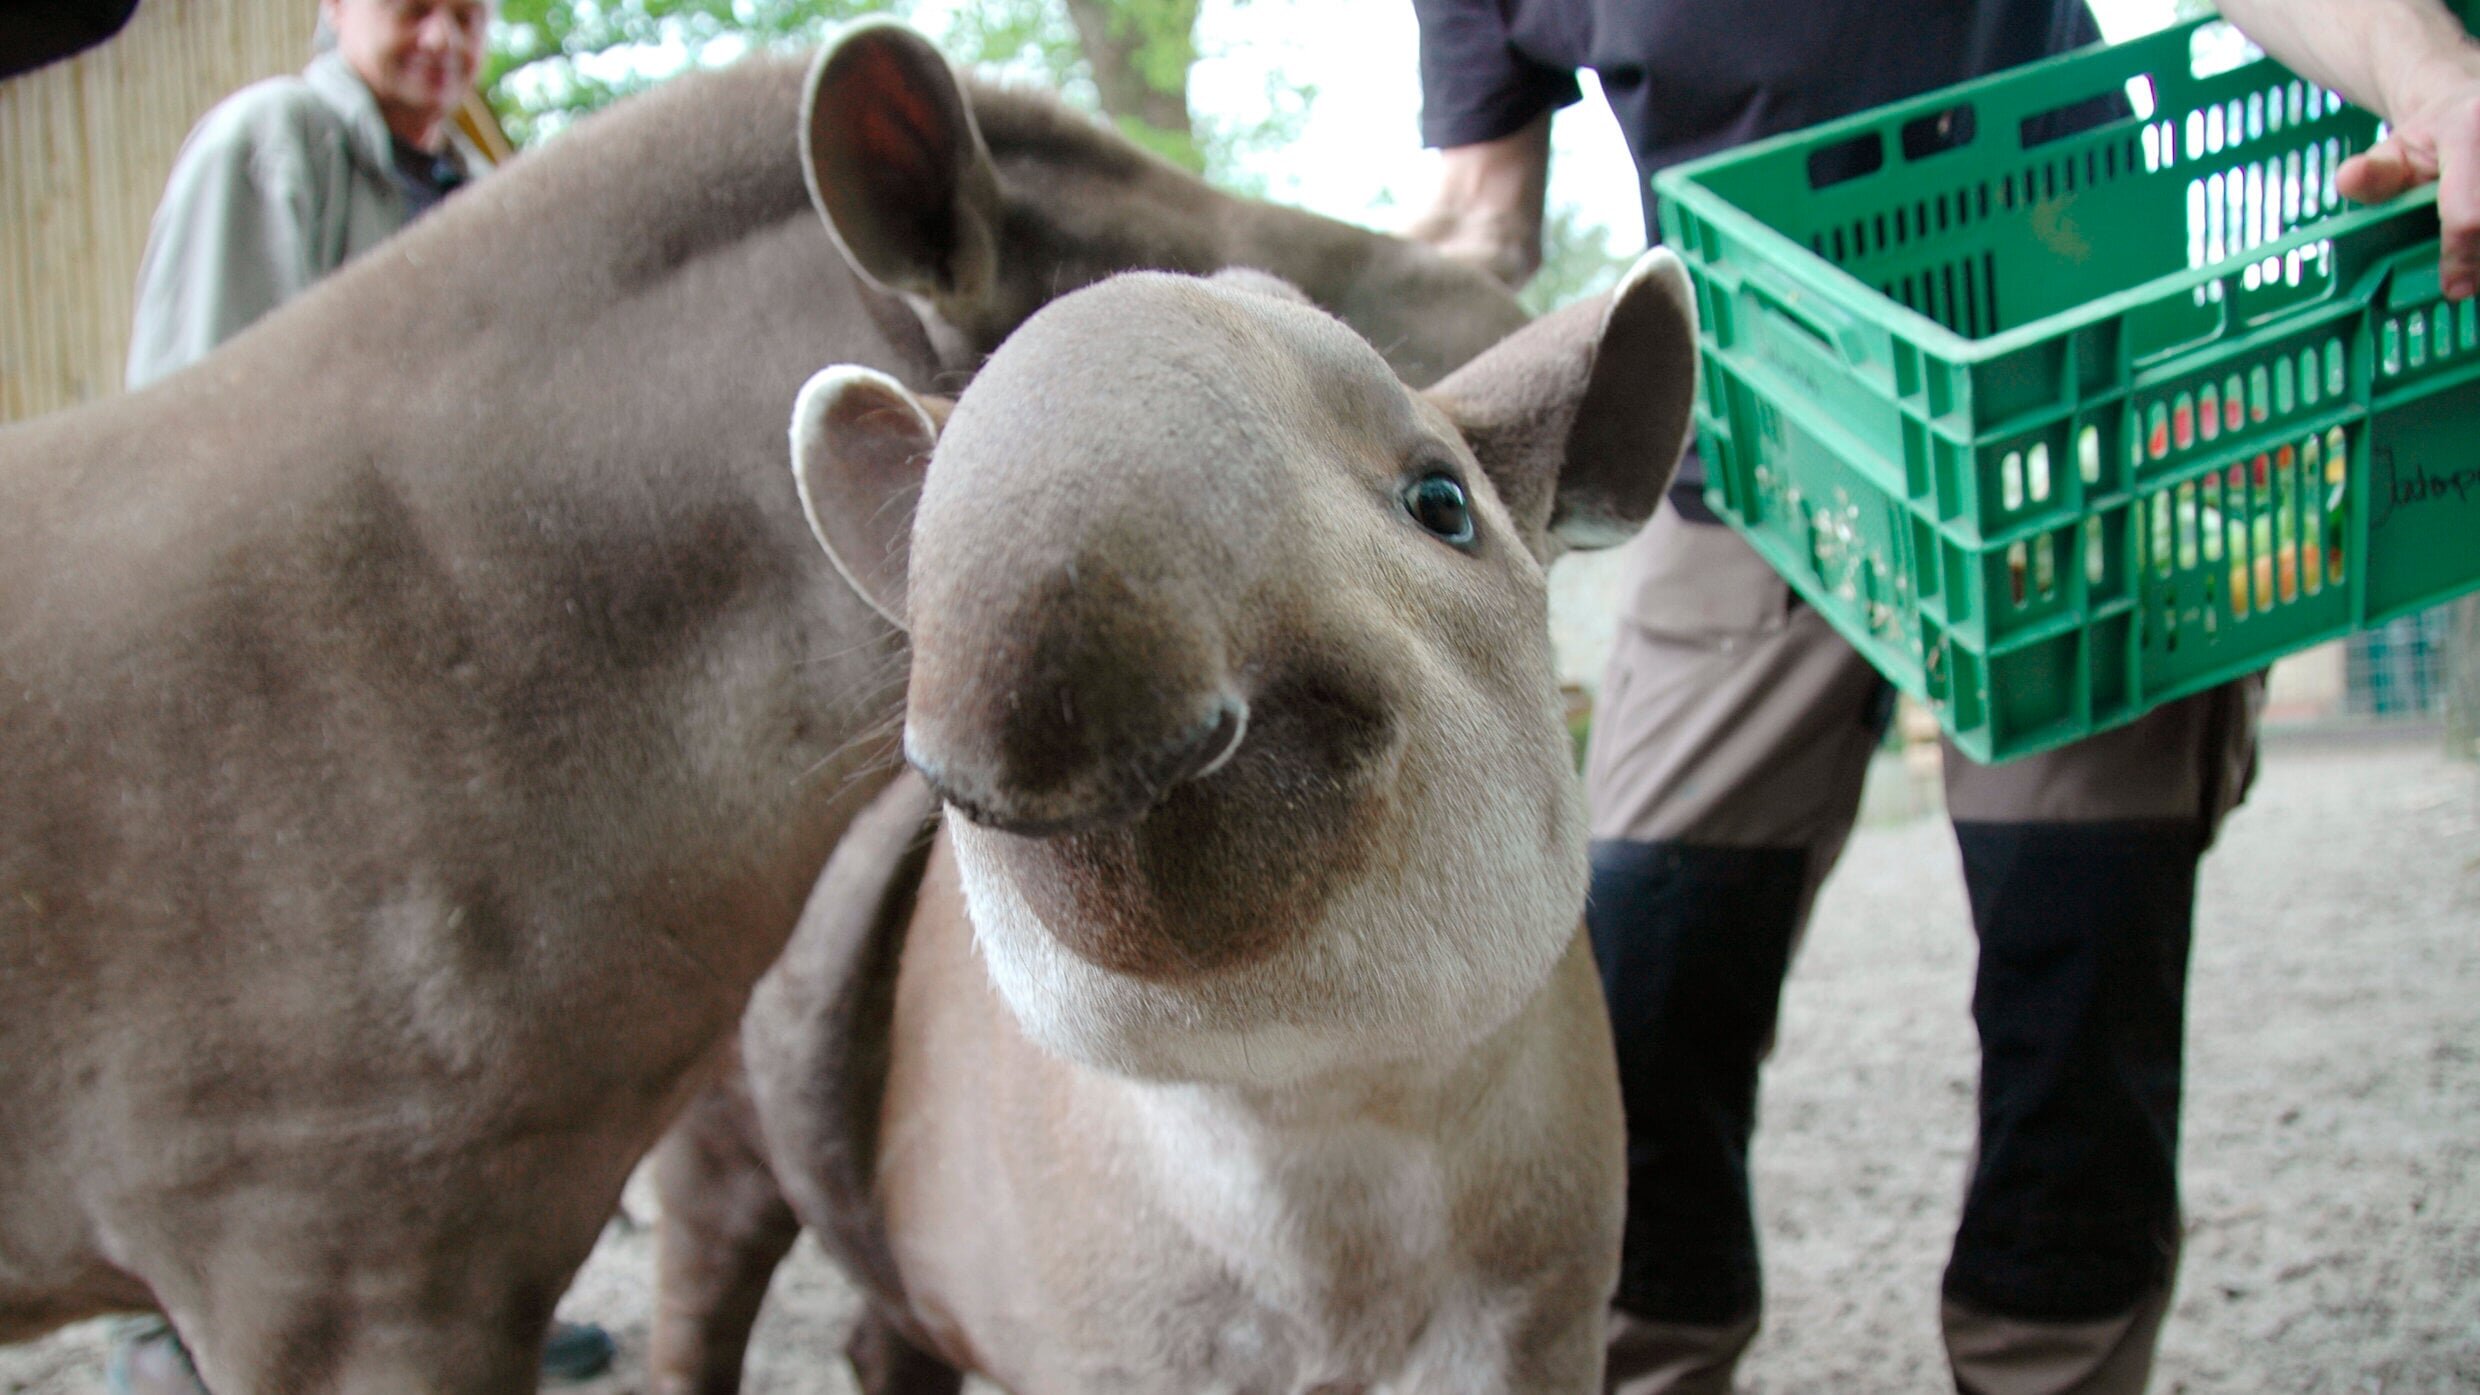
[646,258,1703,1394]
[0,23,1526,1391]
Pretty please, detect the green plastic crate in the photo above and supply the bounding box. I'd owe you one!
[1655,17,2480,763]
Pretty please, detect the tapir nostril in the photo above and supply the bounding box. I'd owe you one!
[1156,698,1249,790]
[901,739,963,813]
[905,695,1248,837]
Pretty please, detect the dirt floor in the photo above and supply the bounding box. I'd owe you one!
[5,735,2475,1394]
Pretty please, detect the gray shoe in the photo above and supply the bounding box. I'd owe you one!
[104,1316,204,1395]
[540,1319,618,1385]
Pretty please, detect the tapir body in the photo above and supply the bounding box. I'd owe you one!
[0,27,1524,1391]
[652,261,1703,1394]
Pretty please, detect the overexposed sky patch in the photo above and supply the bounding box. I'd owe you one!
[1195,0,1640,243]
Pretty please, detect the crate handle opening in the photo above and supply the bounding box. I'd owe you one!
[2128,284,2232,369]
[2232,245,2345,326]
[1807,131,1885,190]
[2019,81,2141,152]
[1750,279,1870,363]
[1902,104,1978,162]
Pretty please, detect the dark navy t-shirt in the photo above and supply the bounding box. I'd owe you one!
[1414,0,2103,497]
[1416,0,2103,216]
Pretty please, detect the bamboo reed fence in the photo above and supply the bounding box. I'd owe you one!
[1,1,315,422]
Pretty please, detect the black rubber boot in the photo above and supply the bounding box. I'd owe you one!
[1943,819,2200,1321]
[1587,838,1808,1328]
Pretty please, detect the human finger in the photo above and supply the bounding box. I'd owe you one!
[2424,93,2480,299]
[2336,136,2427,204]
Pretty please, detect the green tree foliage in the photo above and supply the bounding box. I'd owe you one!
[483,0,1302,183]
[1062,0,1199,161]
[485,0,883,145]
[1521,201,1631,317]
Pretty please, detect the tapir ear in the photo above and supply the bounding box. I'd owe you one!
[789,366,949,629]
[803,22,1002,306]
[1428,248,1700,561]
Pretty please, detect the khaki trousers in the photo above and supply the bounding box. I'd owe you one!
[1585,505,2256,1395]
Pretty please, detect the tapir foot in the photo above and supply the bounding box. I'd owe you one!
[846,1308,964,1395]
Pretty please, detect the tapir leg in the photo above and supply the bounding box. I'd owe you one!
[845,1307,964,1395]
[83,1103,652,1395]
[178,1308,542,1395]
[131,1208,582,1395]
[648,1062,803,1395]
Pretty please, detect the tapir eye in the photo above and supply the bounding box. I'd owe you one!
[1401,471,1475,546]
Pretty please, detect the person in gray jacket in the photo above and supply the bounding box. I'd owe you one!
[124,0,487,389]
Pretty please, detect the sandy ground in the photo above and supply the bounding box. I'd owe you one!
[5,735,2475,1394]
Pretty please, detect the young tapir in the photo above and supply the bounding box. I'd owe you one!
[0,21,1525,1391]
[659,253,1701,1394]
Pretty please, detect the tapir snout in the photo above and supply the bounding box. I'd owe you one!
[901,551,1256,837]
[896,280,1417,843]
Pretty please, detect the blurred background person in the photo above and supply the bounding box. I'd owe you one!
[126,0,488,388]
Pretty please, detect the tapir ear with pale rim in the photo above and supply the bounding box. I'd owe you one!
[789,366,949,629]
[803,21,1002,305]
[1427,248,1701,562]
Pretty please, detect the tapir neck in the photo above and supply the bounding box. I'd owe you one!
[1224,202,1401,307]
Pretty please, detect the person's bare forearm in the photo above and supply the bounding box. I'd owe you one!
[1404,111,1552,289]
[2217,0,2475,116]
[2221,0,2480,297]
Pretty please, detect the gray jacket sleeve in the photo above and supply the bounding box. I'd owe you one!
[124,79,342,390]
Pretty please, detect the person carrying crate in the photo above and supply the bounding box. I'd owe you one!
[1403,1,2480,1392]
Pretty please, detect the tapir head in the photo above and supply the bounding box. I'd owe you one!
[790,254,1698,1085]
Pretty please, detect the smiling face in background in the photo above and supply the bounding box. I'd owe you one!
[322,0,492,151]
